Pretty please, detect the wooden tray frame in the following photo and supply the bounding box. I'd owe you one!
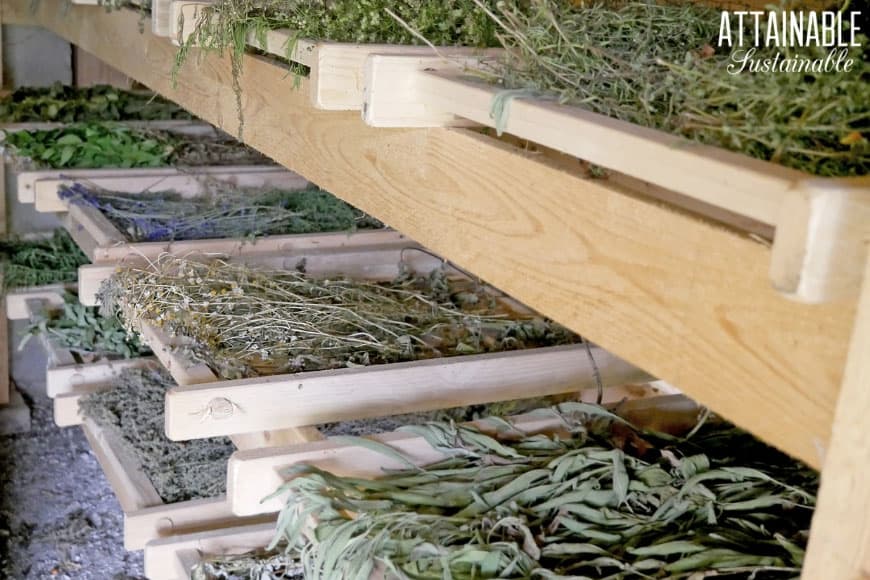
[165,1,501,111]
[28,165,305,213]
[5,291,157,426]
[28,168,403,269]
[116,244,652,441]
[359,60,870,304]
[8,292,278,550]
[143,394,695,580]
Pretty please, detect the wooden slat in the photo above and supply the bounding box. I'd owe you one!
[125,496,275,552]
[17,164,283,204]
[81,227,407,265]
[0,119,210,135]
[47,356,156,398]
[82,416,164,512]
[803,253,870,579]
[82,414,276,551]
[54,387,103,427]
[162,342,650,441]
[34,167,307,212]
[5,284,71,320]
[365,61,805,227]
[144,522,276,580]
[5,0,855,468]
[230,413,567,516]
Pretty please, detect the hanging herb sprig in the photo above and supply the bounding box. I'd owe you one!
[271,403,818,579]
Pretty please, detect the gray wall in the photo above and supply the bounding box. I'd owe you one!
[2,25,72,88]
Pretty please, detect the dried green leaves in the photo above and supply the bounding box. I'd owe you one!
[0,229,88,290]
[20,291,150,360]
[271,406,817,579]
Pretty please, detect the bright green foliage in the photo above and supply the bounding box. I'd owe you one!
[3,123,176,169]
[0,83,191,122]
[0,229,89,289]
[2,122,270,169]
[20,291,150,360]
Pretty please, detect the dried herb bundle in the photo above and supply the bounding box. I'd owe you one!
[0,83,190,122]
[1,122,271,170]
[192,548,303,580]
[272,403,817,579]
[79,367,236,503]
[58,182,382,243]
[101,256,576,379]
[19,291,150,360]
[0,229,88,289]
[485,1,868,176]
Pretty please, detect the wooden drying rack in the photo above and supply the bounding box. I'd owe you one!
[2,1,868,577]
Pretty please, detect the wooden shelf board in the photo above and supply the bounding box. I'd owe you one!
[4,1,857,469]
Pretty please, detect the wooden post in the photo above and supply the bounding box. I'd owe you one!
[803,252,870,579]
[0,273,9,405]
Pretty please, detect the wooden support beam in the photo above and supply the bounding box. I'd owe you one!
[803,252,870,579]
[5,1,856,469]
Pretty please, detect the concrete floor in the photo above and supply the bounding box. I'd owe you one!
[0,321,145,579]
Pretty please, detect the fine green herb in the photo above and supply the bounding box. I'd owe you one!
[19,291,150,360]
[272,403,818,579]
[0,83,191,122]
[172,0,500,133]
[484,0,868,176]
[173,0,867,175]
[2,122,271,170]
[101,256,577,379]
[79,367,236,504]
[0,229,89,289]
[59,183,383,243]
